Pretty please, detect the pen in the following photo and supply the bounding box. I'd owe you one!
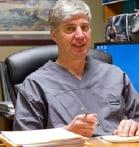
[81,106,88,116]
[81,106,100,127]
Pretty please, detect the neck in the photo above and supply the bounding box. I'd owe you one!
[56,58,86,80]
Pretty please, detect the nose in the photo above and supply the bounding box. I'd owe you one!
[74,27,84,39]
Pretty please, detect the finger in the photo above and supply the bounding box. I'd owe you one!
[82,125,94,138]
[82,113,97,119]
[129,121,138,136]
[83,130,93,138]
[76,114,86,120]
[91,113,97,118]
[84,122,95,130]
[113,129,118,135]
[76,114,98,130]
[81,118,96,137]
[90,113,98,121]
[82,114,98,123]
[79,121,94,130]
[135,124,139,136]
[117,119,127,136]
[122,122,131,137]
[119,119,135,137]
[75,119,92,129]
[122,120,137,137]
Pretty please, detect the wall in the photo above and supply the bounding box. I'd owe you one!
[85,0,105,46]
[0,46,35,61]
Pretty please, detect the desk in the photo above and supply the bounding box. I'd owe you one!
[0,137,139,147]
[0,139,6,147]
[0,114,13,131]
[86,138,139,147]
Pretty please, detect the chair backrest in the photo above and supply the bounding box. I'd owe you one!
[2,45,112,106]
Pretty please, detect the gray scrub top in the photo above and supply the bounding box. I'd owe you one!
[13,57,139,136]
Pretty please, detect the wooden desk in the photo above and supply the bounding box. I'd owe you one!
[1,136,139,147]
[86,138,139,147]
[0,114,13,131]
[0,139,6,147]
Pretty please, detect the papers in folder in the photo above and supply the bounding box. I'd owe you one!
[0,128,88,147]
[98,135,139,143]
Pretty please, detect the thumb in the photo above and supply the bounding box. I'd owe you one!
[91,113,98,118]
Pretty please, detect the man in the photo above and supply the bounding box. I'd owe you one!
[13,0,139,137]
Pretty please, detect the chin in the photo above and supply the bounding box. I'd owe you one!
[72,46,89,57]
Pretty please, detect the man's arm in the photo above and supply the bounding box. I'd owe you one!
[113,74,139,136]
[13,81,48,130]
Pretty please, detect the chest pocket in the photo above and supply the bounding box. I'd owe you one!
[106,94,125,115]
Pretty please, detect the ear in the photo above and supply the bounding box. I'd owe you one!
[50,30,58,43]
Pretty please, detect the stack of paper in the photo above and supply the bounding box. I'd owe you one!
[0,128,88,147]
[98,135,139,143]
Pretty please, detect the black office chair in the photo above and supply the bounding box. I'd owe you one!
[1,45,112,106]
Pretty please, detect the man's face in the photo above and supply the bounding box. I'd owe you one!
[51,15,92,60]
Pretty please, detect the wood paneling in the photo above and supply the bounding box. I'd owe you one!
[0,39,55,46]
[103,3,123,21]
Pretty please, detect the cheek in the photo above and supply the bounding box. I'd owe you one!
[86,32,92,44]
[57,35,72,49]
[61,37,71,45]
[61,34,73,44]
[87,30,92,39]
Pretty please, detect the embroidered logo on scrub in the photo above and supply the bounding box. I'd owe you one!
[108,94,121,105]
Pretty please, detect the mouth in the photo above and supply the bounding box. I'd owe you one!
[72,44,85,48]
[72,44,86,54]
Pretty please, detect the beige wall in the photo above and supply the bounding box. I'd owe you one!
[85,0,105,46]
[0,46,35,61]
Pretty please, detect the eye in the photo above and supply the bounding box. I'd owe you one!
[64,25,76,34]
[81,24,90,32]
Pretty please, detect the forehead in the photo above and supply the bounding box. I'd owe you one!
[60,14,89,26]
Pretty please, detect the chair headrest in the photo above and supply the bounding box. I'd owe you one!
[5,45,58,84]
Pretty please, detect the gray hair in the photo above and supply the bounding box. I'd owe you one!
[48,0,92,31]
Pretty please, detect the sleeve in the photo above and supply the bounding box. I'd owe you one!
[13,78,48,131]
[124,73,139,121]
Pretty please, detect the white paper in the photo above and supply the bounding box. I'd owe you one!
[98,135,139,143]
[1,128,86,146]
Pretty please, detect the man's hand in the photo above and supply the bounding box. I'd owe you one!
[64,113,98,138]
[113,119,139,137]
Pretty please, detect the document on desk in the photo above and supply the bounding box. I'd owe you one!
[98,135,139,143]
[0,128,87,147]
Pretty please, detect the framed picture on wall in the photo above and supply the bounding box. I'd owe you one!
[0,0,57,44]
[102,0,127,5]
